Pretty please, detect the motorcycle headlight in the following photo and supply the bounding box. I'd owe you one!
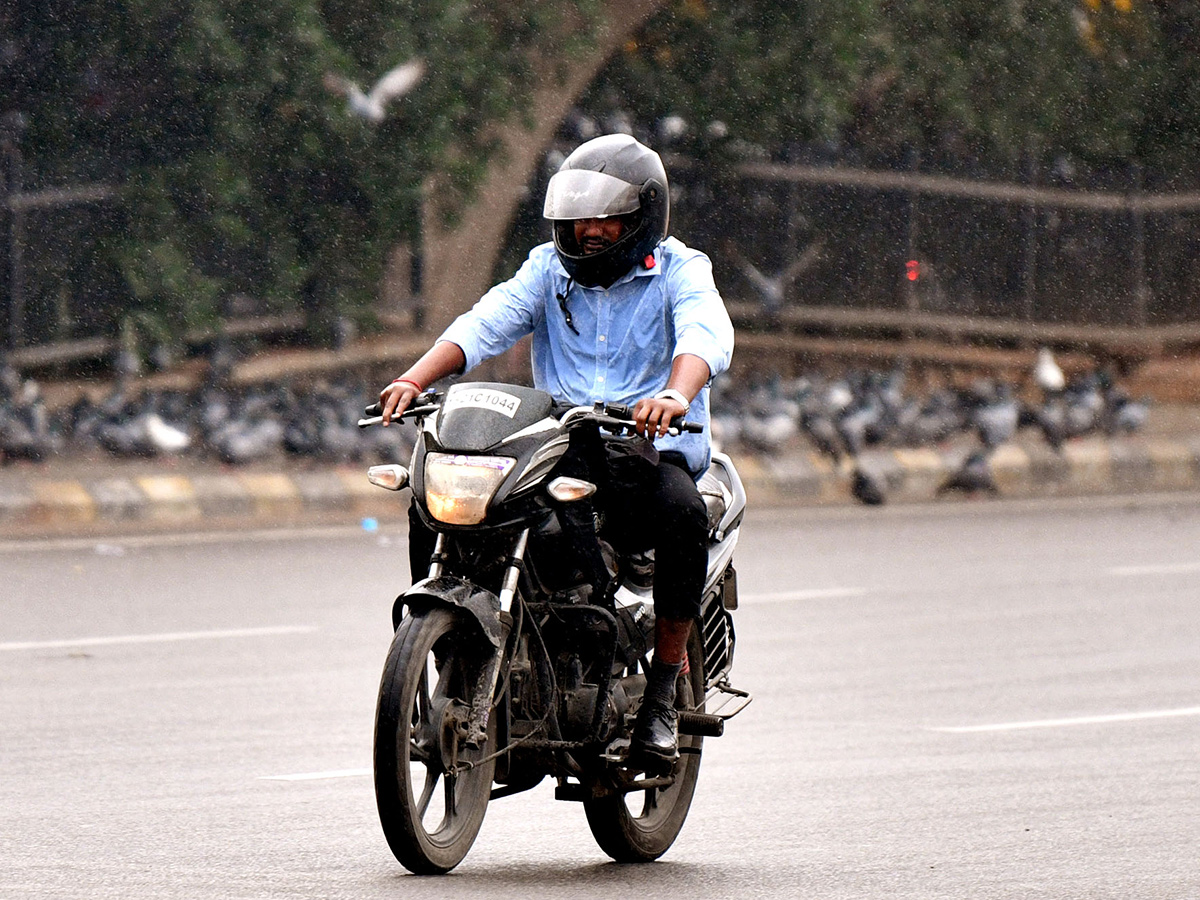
[423,453,515,525]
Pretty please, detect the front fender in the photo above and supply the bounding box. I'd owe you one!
[392,575,503,646]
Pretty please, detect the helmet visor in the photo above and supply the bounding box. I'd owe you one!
[543,169,641,221]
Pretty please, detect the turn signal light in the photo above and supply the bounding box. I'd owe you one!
[547,476,597,502]
[367,464,410,491]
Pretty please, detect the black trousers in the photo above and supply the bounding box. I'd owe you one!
[407,432,709,622]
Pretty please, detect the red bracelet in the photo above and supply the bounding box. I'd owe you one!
[391,377,423,392]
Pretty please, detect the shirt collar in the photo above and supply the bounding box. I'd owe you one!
[554,243,663,290]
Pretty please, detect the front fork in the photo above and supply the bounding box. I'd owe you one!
[463,528,529,746]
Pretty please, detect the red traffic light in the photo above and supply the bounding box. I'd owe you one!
[905,259,920,282]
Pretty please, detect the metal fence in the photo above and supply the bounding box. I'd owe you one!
[8,144,1200,365]
[1,117,124,355]
[660,158,1200,330]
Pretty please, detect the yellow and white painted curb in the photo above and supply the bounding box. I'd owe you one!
[2,435,1200,534]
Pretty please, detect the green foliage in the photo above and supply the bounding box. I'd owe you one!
[5,0,1197,349]
[599,0,1189,173]
[4,0,592,342]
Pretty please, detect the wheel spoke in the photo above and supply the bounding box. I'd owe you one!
[431,649,456,703]
[644,786,659,812]
[414,658,433,726]
[408,657,438,764]
[415,769,439,819]
[444,772,458,817]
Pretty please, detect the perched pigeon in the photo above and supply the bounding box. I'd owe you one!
[1029,396,1068,451]
[1103,386,1150,435]
[143,413,190,454]
[971,381,1019,449]
[655,114,688,144]
[851,466,887,506]
[1035,347,1066,394]
[937,449,999,497]
[800,410,842,462]
[1063,373,1105,438]
[209,418,285,465]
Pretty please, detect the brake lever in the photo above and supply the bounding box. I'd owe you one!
[358,403,439,429]
[602,416,703,437]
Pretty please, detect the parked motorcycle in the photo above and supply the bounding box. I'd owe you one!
[359,381,751,873]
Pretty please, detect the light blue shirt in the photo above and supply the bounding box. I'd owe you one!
[439,236,735,474]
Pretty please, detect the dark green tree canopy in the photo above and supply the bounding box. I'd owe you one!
[592,0,1190,175]
[2,0,1194,346]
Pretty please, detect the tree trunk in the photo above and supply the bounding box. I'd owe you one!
[419,0,668,342]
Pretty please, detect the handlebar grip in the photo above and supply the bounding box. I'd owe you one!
[364,402,382,417]
[358,402,440,428]
[600,402,700,434]
[604,402,632,419]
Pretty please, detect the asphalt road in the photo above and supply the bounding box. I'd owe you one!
[3,495,1199,899]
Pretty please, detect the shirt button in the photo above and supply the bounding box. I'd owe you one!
[598,376,605,383]
[599,335,606,342]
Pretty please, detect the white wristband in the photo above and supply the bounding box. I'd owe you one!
[654,388,691,414]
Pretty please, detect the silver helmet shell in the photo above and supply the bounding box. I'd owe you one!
[543,134,670,288]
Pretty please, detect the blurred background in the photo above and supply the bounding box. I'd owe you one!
[2,0,1198,467]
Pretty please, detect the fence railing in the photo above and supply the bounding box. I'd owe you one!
[9,150,1200,373]
[661,156,1200,332]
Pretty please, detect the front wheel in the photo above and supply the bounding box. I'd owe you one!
[582,625,705,862]
[374,607,497,874]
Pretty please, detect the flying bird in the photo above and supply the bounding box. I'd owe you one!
[324,57,425,123]
[733,239,825,317]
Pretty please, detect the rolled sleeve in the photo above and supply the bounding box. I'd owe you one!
[438,254,544,372]
[669,250,734,380]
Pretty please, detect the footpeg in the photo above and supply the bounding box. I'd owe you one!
[678,710,724,737]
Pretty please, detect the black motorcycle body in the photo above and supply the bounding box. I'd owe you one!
[361,381,750,874]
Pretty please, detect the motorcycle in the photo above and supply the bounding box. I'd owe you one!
[358,381,751,874]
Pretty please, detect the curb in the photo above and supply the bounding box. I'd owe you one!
[0,466,389,536]
[2,435,1199,536]
[735,435,1200,507]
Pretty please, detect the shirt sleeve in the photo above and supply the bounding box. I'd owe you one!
[668,248,734,381]
[437,250,547,372]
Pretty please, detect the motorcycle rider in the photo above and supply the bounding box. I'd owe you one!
[379,132,734,771]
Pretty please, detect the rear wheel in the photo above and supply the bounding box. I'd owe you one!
[374,607,497,874]
[582,626,705,862]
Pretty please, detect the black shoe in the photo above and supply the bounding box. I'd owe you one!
[628,700,679,773]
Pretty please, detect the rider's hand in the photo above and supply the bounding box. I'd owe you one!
[379,379,422,426]
[633,396,687,440]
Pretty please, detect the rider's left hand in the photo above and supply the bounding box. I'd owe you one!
[633,396,687,440]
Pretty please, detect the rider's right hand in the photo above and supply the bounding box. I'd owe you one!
[379,380,421,426]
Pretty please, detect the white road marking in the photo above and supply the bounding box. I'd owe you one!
[931,705,1200,733]
[0,523,394,554]
[259,768,371,781]
[741,587,867,604]
[0,625,317,652]
[1108,562,1200,576]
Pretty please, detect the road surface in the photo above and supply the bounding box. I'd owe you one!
[3,494,1199,898]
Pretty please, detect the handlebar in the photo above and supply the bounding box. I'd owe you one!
[358,396,703,436]
[562,401,704,437]
[358,399,439,428]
